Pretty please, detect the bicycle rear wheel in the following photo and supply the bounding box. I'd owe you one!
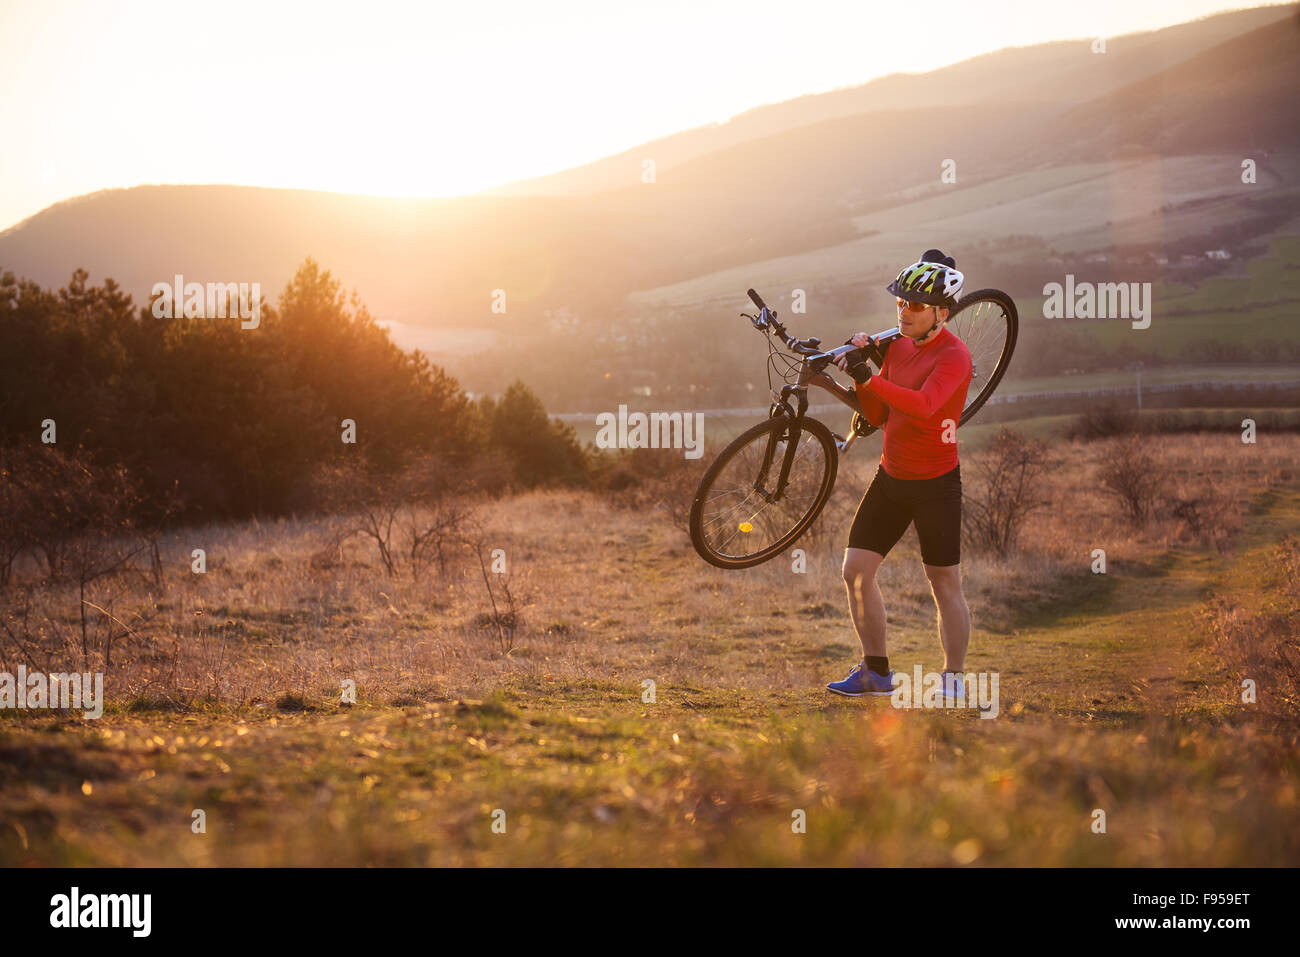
[948,288,1018,424]
[689,415,838,569]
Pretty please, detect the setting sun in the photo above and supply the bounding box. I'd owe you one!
[0,0,1279,231]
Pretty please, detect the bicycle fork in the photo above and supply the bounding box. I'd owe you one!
[754,386,808,503]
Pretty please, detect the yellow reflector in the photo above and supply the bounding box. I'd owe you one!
[738,522,753,533]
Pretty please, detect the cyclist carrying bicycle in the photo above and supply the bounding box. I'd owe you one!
[826,249,973,698]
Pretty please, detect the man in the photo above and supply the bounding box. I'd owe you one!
[826,249,973,698]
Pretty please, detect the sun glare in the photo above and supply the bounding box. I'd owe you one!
[0,0,1279,229]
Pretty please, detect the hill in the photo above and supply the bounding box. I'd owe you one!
[0,3,1296,379]
[483,4,1297,197]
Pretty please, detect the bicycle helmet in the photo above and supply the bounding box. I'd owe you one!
[887,248,964,309]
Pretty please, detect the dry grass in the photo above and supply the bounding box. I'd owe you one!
[1,426,1298,865]
[2,428,1295,705]
[1196,529,1300,726]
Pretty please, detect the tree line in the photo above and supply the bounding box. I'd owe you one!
[0,259,592,529]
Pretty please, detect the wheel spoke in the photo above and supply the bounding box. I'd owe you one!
[696,422,832,561]
[948,295,1011,417]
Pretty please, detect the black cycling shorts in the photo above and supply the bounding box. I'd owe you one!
[847,463,962,566]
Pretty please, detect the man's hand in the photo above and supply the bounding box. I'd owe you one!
[834,333,875,384]
[844,351,872,384]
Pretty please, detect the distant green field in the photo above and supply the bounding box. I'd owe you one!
[1002,364,1300,394]
[1013,235,1300,355]
[852,155,1287,254]
[629,154,1300,310]
[1051,184,1300,256]
[822,236,1300,366]
[957,407,1300,449]
[574,236,1300,449]
[1031,302,1300,354]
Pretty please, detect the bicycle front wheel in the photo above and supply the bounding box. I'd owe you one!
[689,415,838,569]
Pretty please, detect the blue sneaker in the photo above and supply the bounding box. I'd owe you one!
[941,670,968,703]
[826,661,897,697]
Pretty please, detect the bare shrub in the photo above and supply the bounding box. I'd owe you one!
[1099,436,1165,526]
[1164,489,1234,551]
[2,444,140,585]
[1066,403,1142,441]
[0,445,173,669]
[308,526,350,571]
[962,428,1055,556]
[0,589,58,674]
[307,455,473,581]
[465,521,521,654]
[599,447,700,533]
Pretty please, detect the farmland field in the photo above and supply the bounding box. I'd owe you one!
[628,157,1300,311]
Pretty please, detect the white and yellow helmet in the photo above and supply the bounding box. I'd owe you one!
[886,249,964,308]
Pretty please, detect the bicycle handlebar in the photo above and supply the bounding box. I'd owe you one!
[745,287,886,368]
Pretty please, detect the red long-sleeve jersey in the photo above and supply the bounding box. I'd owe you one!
[854,326,972,480]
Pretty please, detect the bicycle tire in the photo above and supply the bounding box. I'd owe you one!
[689,415,838,570]
[951,288,1018,424]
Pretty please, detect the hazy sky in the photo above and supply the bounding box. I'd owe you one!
[0,0,1282,231]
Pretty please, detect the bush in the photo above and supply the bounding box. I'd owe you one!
[595,447,699,533]
[1067,403,1142,440]
[1165,491,1233,551]
[305,455,475,581]
[0,444,167,671]
[478,381,591,489]
[1098,437,1164,526]
[0,444,157,587]
[962,428,1054,556]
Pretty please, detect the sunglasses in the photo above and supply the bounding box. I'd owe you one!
[896,298,932,313]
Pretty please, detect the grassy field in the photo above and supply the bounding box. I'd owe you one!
[628,156,1300,310]
[998,364,1300,394]
[851,155,1290,254]
[901,236,1300,358]
[2,424,1298,866]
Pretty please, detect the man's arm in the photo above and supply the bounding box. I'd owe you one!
[854,380,889,427]
[864,352,971,420]
[845,337,889,426]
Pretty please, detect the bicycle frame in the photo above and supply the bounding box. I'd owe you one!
[801,327,904,428]
[746,291,903,502]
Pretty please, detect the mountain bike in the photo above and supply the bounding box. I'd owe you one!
[688,287,1018,569]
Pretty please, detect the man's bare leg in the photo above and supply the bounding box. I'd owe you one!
[923,562,969,672]
[843,547,888,660]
